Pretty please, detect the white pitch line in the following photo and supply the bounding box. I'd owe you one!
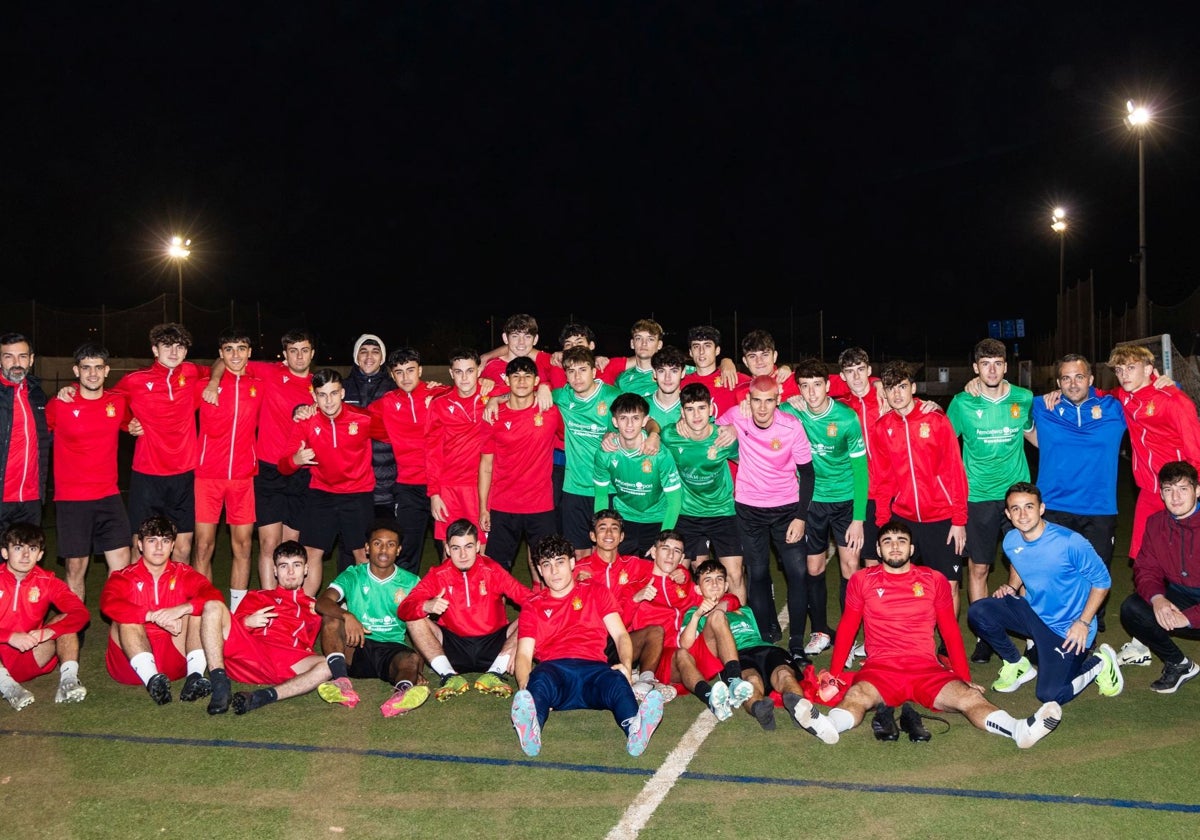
[605,606,791,840]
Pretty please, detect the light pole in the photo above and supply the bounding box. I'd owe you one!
[167,235,191,324]
[1125,100,1150,336]
[1051,208,1067,355]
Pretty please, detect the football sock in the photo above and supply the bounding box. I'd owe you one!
[721,661,742,682]
[694,680,712,706]
[985,709,1019,739]
[186,649,207,675]
[430,656,454,677]
[130,653,158,685]
[230,589,247,612]
[326,653,348,680]
[59,661,80,682]
[829,708,856,732]
[488,654,511,674]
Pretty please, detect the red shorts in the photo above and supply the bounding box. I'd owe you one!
[195,477,256,526]
[433,484,481,541]
[223,623,315,685]
[655,636,723,690]
[105,629,187,685]
[0,645,56,682]
[852,659,958,710]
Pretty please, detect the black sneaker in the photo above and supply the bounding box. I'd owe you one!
[1150,658,1200,694]
[179,672,212,702]
[899,703,932,742]
[871,703,898,741]
[146,673,172,705]
[207,673,232,715]
[231,691,253,715]
[970,638,994,664]
[750,699,777,731]
[790,652,812,672]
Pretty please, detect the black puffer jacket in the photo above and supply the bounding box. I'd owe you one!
[343,367,396,505]
[0,374,51,501]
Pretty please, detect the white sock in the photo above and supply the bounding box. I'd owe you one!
[0,664,18,689]
[186,649,207,676]
[829,708,856,732]
[130,652,159,685]
[59,661,79,682]
[430,656,455,677]
[985,709,1020,740]
[230,589,247,612]
[488,653,511,674]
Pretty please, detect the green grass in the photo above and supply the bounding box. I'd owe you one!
[4,476,1199,839]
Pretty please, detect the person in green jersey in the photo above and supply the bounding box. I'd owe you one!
[647,346,686,430]
[783,359,869,657]
[594,393,682,555]
[663,383,745,602]
[948,338,1035,664]
[677,559,809,730]
[314,520,428,717]
[615,319,665,398]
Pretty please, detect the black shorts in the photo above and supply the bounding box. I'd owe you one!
[1043,510,1117,568]
[901,516,964,583]
[56,495,131,557]
[0,500,41,539]
[804,500,854,556]
[619,520,662,558]
[346,639,418,682]
[561,492,595,552]
[254,461,310,529]
[676,514,743,559]
[965,500,1011,567]
[299,490,374,555]
[861,500,881,561]
[486,509,557,571]
[441,625,507,674]
[128,471,195,534]
[738,644,793,681]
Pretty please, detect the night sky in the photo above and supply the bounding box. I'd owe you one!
[5,4,1199,359]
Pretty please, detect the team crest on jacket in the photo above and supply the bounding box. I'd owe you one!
[1092,405,1102,419]
[1146,402,1156,416]
[249,386,257,398]
[348,422,359,435]
[618,571,629,585]
[105,402,116,418]
[770,438,781,450]
[168,576,176,591]
[27,586,40,603]
[479,579,487,596]
[1010,403,1021,418]
[534,413,544,426]
[919,422,931,439]
[572,596,583,611]
[912,583,924,597]
[827,422,837,437]
[675,585,686,598]
[178,375,186,386]
[641,459,653,473]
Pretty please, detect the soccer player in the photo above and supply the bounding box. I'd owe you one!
[315,521,427,717]
[594,393,682,556]
[400,519,532,702]
[545,323,625,389]
[647,346,687,429]
[112,323,209,564]
[509,535,665,758]
[793,520,1063,748]
[662,383,744,601]
[625,530,709,686]
[1107,342,1200,560]
[208,541,334,715]
[1119,461,1200,693]
[478,356,562,573]
[968,483,1123,706]
[733,330,799,402]
[615,319,665,398]
[100,516,225,705]
[368,347,449,575]
[478,313,555,400]
[948,339,1034,663]
[681,325,743,417]
[783,359,868,657]
[193,328,263,611]
[206,328,318,590]
[344,333,401,521]
[719,375,815,658]
[46,342,131,601]
[872,361,968,613]
[279,368,387,592]
[0,524,90,710]
[425,348,489,553]
[0,332,50,536]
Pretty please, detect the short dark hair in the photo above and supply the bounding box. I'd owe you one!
[561,346,595,368]
[366,518,403,544]
[655,529,685,547]
[387,346,422,368]
[533,534,575,563]
[149,323,192,348]
[838,347,870,369]
[273,540,307,563]
[687,325,721,345]
[73,342,110,365]
[137,515,178,541]
[651,346,688,372]
[591,509,624,530]
[1158,460,1199,487]
[877,519,913,541]
[741,329,776,354]
[506,356,538,377]
[0,332,31,350]
[792,358,828,382]
[1005,482,1043,505]
[880,361,913,390]
[611,392,649,417]
[559,323,595,347]
[3,522,45,551]
[445,518,478,541]
[503,314,539,336]
[311,368,343,389]
[448,347,480,366]
[1056,353,1092,378]
[679,382,713,407]
[691,558,727,581]
[217,326,252,347]
[974,338,1007,362]
[281,328,315,350]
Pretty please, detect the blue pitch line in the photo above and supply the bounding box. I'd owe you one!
[5,728,1199,815]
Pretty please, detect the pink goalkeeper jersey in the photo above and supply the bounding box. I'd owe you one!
[717,407,811,508]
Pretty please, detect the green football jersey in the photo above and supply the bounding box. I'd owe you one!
[615,366,658,398]
[660,422,738,517]
[329,564,421,645]
[947,385,1034,501]
[780,399,866,505]
[684,603,770,651]
[593,440,682,523]
[554,382,624,495]
[647,393,682,430]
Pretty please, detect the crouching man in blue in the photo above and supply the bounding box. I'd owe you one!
[968,482,1123,704]
[509,535,664,758]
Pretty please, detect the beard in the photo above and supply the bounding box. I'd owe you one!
[2,366,26,383]
[881,555,911,569]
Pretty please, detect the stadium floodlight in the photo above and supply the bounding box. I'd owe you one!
[167,235,192,323]
[1124,100,1150,336]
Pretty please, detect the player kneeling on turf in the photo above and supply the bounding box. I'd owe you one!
[510,535,665,758]
[792,520,1062,748]
[0,524,90,710]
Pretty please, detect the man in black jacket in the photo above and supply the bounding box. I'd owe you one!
[0,333,50,535]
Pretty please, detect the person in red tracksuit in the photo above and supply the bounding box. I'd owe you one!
[193,328,263,610]
[425,348,489,552]
[279,368,388,595]
[871,361,968,613]
[368,347,449,575]
[399,519,531,702]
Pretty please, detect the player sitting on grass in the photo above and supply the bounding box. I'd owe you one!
[791,520,1062,748]
[399,519,532,702]
[100,515,225,706]
[315,520,428,717]
[510,535,665,758]
[0,523,90,710]
[677,559,807,731]
[190,541,332,715]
